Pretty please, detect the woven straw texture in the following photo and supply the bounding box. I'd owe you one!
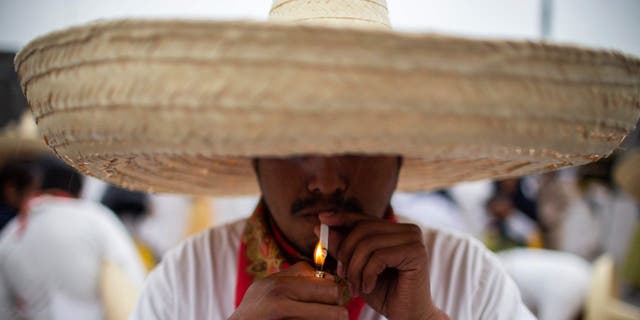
[270,0,391,29]
[0,112,48,164]
[14,19,640,195]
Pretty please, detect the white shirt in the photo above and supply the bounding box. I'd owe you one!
[0,196,146,320]
[132,218,535,319]
[498,248,591,320]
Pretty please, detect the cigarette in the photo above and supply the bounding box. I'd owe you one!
[320,223,329,249]
[314,223,329,278]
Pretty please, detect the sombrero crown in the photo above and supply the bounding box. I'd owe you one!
[14,0,640,195]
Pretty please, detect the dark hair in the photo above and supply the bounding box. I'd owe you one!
[101,185,149,220]
[0,158,40,203]
[577,155,615,189]
[37,156,83,197]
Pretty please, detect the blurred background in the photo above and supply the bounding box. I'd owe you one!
[0,1,639,320]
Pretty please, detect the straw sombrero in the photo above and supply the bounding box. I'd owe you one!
[14,0,640,195]
[0,112,48,166]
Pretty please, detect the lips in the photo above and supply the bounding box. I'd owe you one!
[295,206,339,217]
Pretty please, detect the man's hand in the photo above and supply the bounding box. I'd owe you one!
[318,212,450,320]
[229,262,348,320]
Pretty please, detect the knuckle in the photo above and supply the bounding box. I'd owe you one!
[270,286,286,298]
[352,240,370,260]
[370,249,385,266]
[266,278,289,297]
[370,250,390,272]
[311,279,329,296]
[406,223,422,235]
[325,282,340,301]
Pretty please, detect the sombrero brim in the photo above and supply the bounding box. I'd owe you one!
[15,19,640,195]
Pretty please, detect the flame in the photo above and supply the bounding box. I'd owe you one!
[314,239,327,267]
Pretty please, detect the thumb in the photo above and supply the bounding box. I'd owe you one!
[278,261,315,277]
[278,261,336,281]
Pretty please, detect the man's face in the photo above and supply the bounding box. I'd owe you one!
[255,155,400,256]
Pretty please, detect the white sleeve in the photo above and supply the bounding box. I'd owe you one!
[129,260,175,320]
[472,252,537,320]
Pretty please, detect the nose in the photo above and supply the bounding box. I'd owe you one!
[305,157,348,195]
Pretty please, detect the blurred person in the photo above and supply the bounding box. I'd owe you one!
[14,0,640,319]
[101,185,158,272]
[0,158,40,230]
[579,156,637,263]
[449,180,494,238]
[493,179,539,223]
[0,111,48,231]
[498,248,591,320]
[0,156,146,320]
[484,187,542,252]
[613,150,640,300]
[537,171,602,259]
[131,155,535,320]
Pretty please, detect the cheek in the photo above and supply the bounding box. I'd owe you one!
[349,167,398,214]
[258,165,306,213]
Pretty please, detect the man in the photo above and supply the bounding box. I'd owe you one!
[132,155,532,319]
[0,157,146,320]
[14,0,640,319]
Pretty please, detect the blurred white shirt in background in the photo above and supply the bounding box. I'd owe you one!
[498,248,591,320]
[0,196,146,320]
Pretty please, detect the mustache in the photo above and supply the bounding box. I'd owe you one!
[291,192,363,215]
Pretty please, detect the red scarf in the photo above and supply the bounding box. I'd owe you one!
[235,201,398,320]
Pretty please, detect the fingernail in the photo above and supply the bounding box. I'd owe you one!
[337,261,344,278]
[313,225,320,236]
